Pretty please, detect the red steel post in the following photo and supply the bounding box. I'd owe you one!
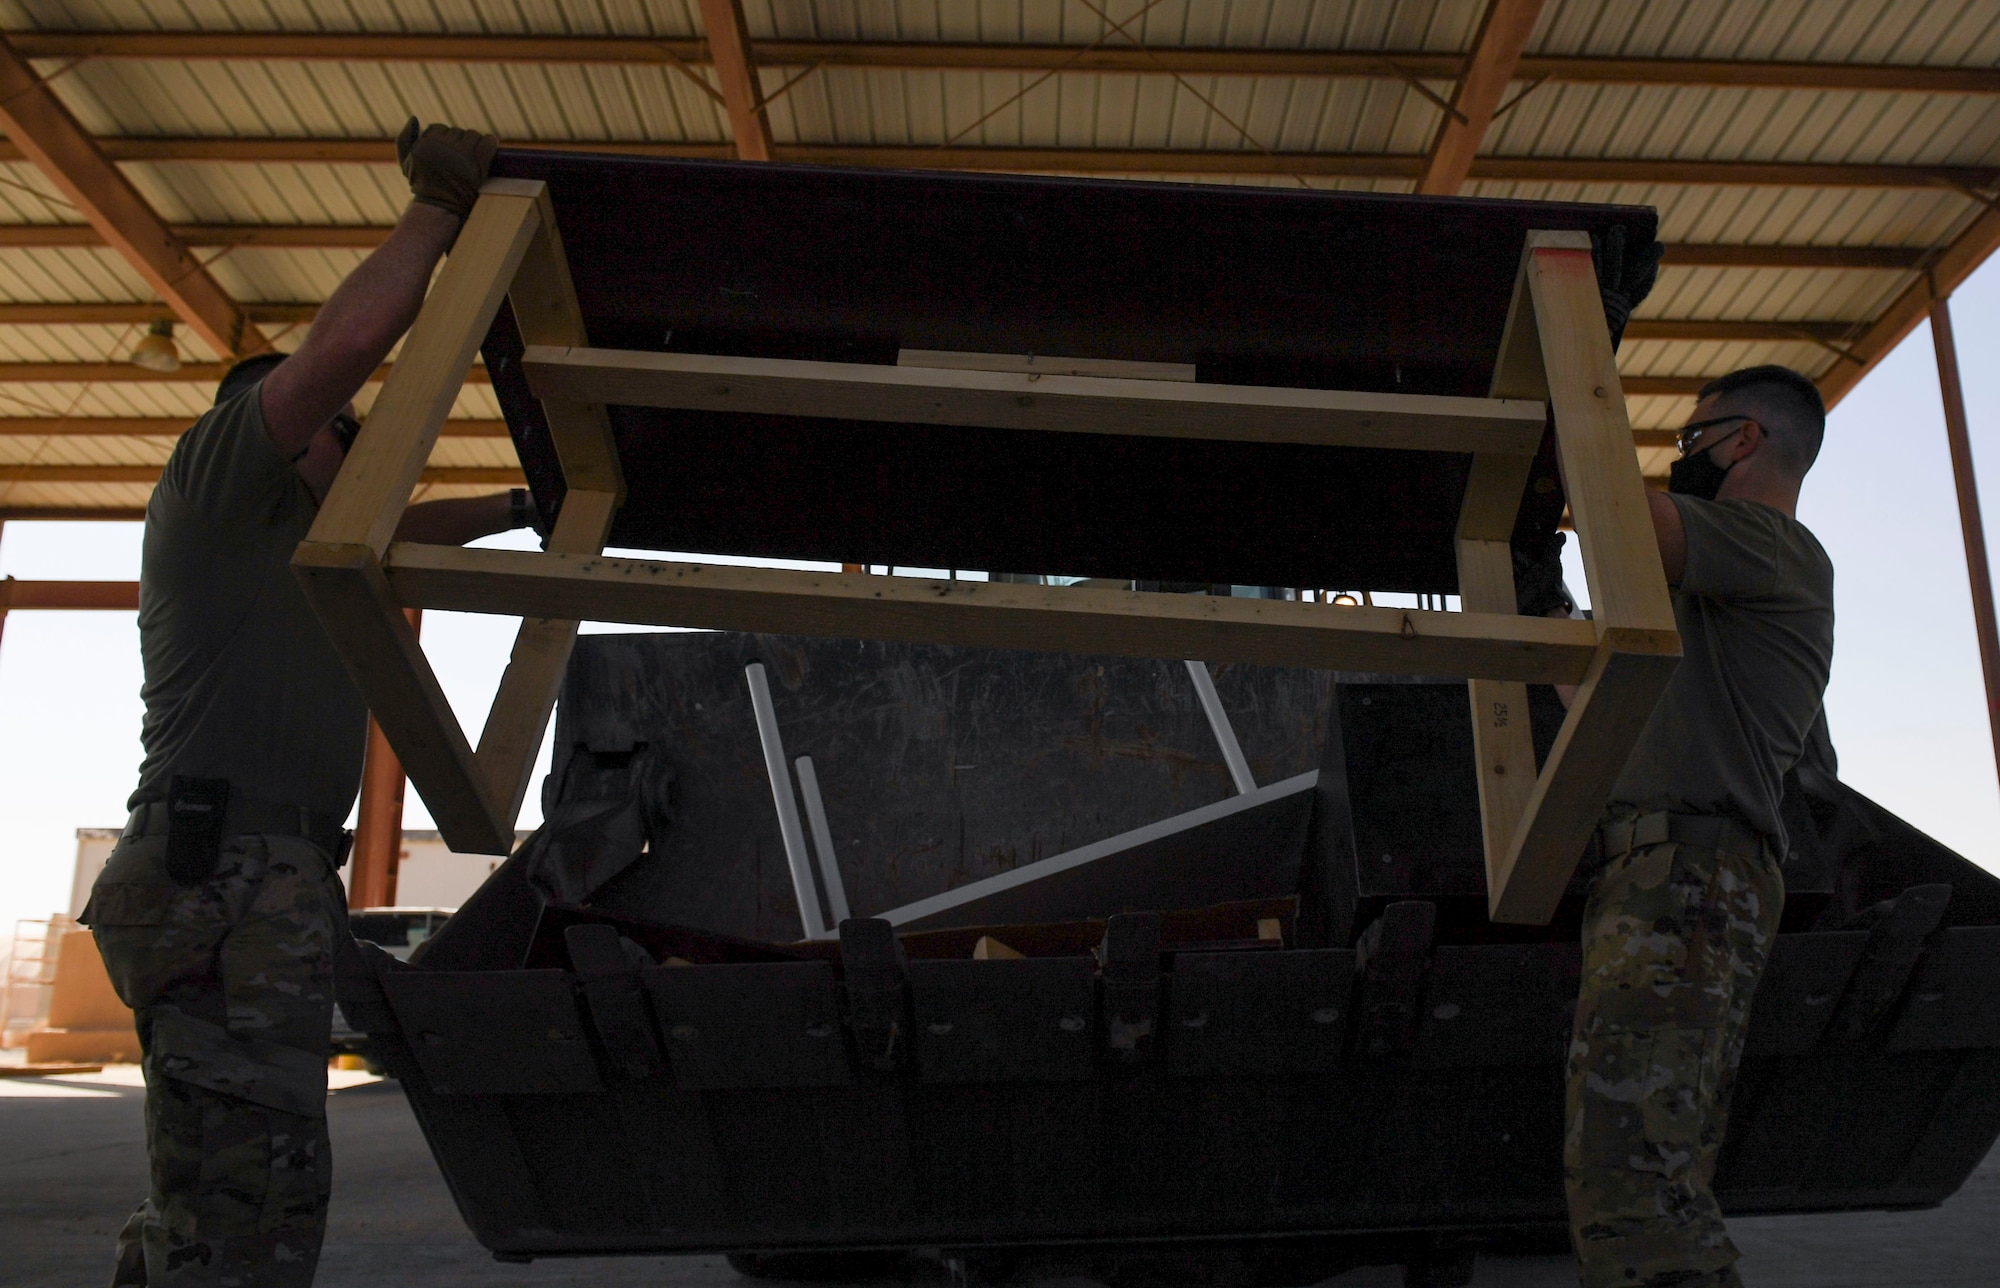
[1931,295,2000,783]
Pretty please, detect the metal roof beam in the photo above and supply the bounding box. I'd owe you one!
[0,224,391,248]
[1620,377,1708,397]
[0,361,489,383]
[9,31,2000,96]
[1523,56,2000,95]
[0,465,522,485]
[0,357,1793,389]
[0,301,317,325]
[0,301,1862,344]
[0,578,136,610]
[0,224,1927,269]
[165,224,386,248]
[0,35,258,358]
[1621,319,1862,343]
[1467,156,1994,187]
[0,416,506,437]
[1658,244,1925,270]
[698,0,774,161]
[4,136,1986,190]
[0,506,147,521]
[1417,0,1547,196]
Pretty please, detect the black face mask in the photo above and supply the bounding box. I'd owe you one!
[1668,447,1732,501]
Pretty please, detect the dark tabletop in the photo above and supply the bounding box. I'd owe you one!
[483,152,1656,592]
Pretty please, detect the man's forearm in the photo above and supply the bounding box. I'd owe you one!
[310,203,460,373]
[393,492,515,546]
[260,203,463,452]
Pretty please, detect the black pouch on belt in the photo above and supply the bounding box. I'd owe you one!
[164,775,230,885]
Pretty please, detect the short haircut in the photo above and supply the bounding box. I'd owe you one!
[1697,364,1826,472]
[214,353,287,407]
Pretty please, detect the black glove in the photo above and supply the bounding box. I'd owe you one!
[396,117,499,220]
[1512,531,1575,619]
[1591,225,1663,351]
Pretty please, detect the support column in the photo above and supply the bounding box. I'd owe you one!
[349,607,421,910]
[1930,295,2000,782]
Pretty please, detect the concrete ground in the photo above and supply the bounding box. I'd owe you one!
[4,1066,1995,1287]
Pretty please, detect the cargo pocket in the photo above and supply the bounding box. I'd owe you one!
[1574,1025,1670,1172]
[85,841,188,1011]
[190,1088,328,1238]
[1574,1023,1716,1180]
[83,881,171,927]
[87,837,265,1012]
[148,1004,329,1120]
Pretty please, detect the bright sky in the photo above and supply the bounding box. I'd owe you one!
[5,264,2000,931]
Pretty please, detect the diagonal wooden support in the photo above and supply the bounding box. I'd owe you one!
[297,179,619,854]
[294,541,510,853]
[1457,462,1539,895]
[1483,230,1680,923]
[309,182,545,555]
[473,490,620,826]
[467,185,625,824]
[1456,258,1548,890]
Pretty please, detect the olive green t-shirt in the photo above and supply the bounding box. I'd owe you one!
[1608,494,1835,850]
[128,385,369,819]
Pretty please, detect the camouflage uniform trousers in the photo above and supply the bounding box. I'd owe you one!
[1565,826,1784,1288]
[84,831,348,1287]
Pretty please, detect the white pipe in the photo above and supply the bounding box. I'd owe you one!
[793,755,851,927]
[744,662,830,940]
[1184,659,1256,795]
[879,771,1317,928]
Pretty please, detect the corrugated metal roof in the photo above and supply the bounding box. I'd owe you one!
[1536,0,2000,63]
[0,0,1993,512]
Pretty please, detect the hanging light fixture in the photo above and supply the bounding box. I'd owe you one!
[129,318,180,373]
[1332,592,1361,607]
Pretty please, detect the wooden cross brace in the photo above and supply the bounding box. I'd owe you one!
[292,178,625,856]
[292,184,1677,924]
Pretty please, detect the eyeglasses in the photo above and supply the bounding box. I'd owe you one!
[1675,413,1751,457]
[330,412,361,452]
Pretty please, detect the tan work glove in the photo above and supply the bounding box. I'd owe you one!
[395,117,499,220]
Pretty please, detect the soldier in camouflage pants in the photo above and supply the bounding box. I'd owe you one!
[1566,824,1784,1288]
[82,117,517,1286]
[87,832,347,1286]
[1548,364,1835,1285]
